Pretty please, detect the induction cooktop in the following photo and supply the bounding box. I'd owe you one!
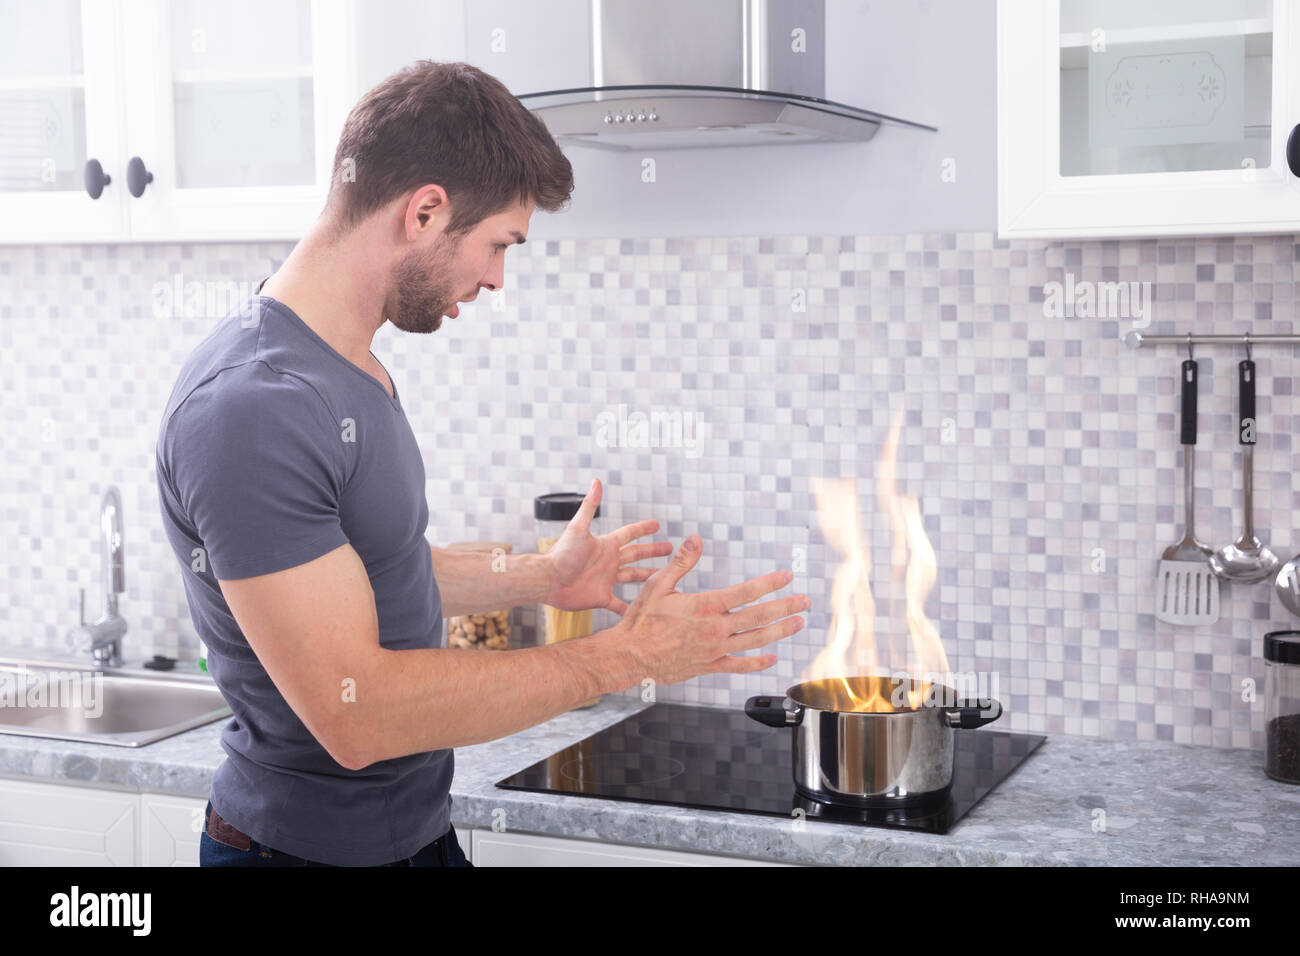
[496,702,1046,835]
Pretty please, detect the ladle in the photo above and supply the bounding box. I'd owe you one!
[1210,344,1279,583]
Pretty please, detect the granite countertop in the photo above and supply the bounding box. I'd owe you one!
[2,690,1298,865]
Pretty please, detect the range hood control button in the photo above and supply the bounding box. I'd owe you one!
[603,113,613,124]
[649,111,658,121]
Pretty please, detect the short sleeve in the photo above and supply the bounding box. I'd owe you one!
[163,363,350,580]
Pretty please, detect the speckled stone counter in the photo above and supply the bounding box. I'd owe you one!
[2,693,1297,866]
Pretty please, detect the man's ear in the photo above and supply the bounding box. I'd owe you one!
[404,185,450,239]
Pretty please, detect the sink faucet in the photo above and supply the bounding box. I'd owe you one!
[67,485,128,667]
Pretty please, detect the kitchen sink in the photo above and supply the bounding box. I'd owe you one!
[0,655,230,747]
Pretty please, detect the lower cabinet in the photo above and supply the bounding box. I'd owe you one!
[0,778,205,867]
[0,777,477,866]
[469,829,790,866]
[0,778,784,866]
[0,777,138,866]
[139,791,207,866]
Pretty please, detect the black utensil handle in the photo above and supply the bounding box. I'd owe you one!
[948,698,1003,729]
[744,695,799,728]
[1180,359,1198,446]
[1239,359,1256,445]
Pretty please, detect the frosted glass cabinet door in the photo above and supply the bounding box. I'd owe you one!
[1058,0,1275,178]
[0,0,128,242]
[120,0,357,241]
[998,0,1300,238]
[168,0,316,189]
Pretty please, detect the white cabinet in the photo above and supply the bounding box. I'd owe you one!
[997,0,1300,238]
[0,776,137,866]
[471,829,792,867]
[0,779,472,865]
[118,0,357,241]
[0,0,358,244]
[139,791,206,866]
[0,0,129,242]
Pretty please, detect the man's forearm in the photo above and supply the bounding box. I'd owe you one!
[430,544,555,617]
[338,627,640,767]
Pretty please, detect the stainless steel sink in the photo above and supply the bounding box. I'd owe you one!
[0,656,230,747]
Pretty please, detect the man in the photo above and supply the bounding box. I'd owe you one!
[155,61,807,868]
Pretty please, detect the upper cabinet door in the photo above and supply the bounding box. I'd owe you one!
[0,0,128,242]
[119,0,357,241]
[998,0,1300,238]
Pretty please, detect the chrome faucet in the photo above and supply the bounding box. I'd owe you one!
[67,485,128,667]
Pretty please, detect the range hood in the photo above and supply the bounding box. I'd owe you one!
[517,0,935,150]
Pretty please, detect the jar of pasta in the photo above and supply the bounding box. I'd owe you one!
[445,541,513,650]
[535,493,602,708]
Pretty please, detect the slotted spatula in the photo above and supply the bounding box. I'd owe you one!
[1156,356,1219,625]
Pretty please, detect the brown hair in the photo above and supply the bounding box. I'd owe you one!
[325,61,573,234]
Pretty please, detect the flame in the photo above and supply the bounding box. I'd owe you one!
[805,406,951,711]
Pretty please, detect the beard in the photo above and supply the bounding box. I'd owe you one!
[387,232,466,334]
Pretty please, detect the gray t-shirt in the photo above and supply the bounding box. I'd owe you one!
[155,293,451,866]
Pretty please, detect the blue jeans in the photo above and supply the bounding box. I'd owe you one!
[199,800,472,867]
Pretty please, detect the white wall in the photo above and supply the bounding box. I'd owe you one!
[355,0,997,240]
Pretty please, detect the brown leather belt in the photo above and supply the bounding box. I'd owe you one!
[206,804,252,851]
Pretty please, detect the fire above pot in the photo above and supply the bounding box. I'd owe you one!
[766,405,1009,807]
[804,408,953,713]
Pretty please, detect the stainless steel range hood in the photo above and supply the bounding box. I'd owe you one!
[516,0,936,150]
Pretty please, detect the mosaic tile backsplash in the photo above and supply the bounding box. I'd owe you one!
[2,231,1297,753]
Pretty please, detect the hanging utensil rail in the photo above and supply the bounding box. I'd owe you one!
[1125,331,1300,349]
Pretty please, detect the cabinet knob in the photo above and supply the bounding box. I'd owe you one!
[126,156,154,197]
[83,159,111,199]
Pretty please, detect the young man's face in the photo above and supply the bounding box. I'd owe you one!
[388,199,534,334]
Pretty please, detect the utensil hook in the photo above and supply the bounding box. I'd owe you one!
[1186,333,1194,360]
[1243,331,1252,361]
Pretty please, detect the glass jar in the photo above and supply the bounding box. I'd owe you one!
[445,541,513,650]
[535,492,602,709]
[1264,631,1300,784]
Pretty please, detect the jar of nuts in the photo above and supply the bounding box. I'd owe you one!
[445,541,513,650]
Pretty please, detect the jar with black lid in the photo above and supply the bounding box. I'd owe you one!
[1264,631,1300,784]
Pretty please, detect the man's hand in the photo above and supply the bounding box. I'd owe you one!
[611,532,808,683]
[542,478,673,614]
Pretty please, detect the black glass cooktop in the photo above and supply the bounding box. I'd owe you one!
[496,702,1046,834]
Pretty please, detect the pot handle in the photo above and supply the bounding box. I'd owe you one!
[945,698,1002,729]
[745,695,802,727]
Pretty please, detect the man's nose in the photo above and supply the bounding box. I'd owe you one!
[482,254,506,292]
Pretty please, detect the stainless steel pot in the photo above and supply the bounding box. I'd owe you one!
[745,676,1003,807]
